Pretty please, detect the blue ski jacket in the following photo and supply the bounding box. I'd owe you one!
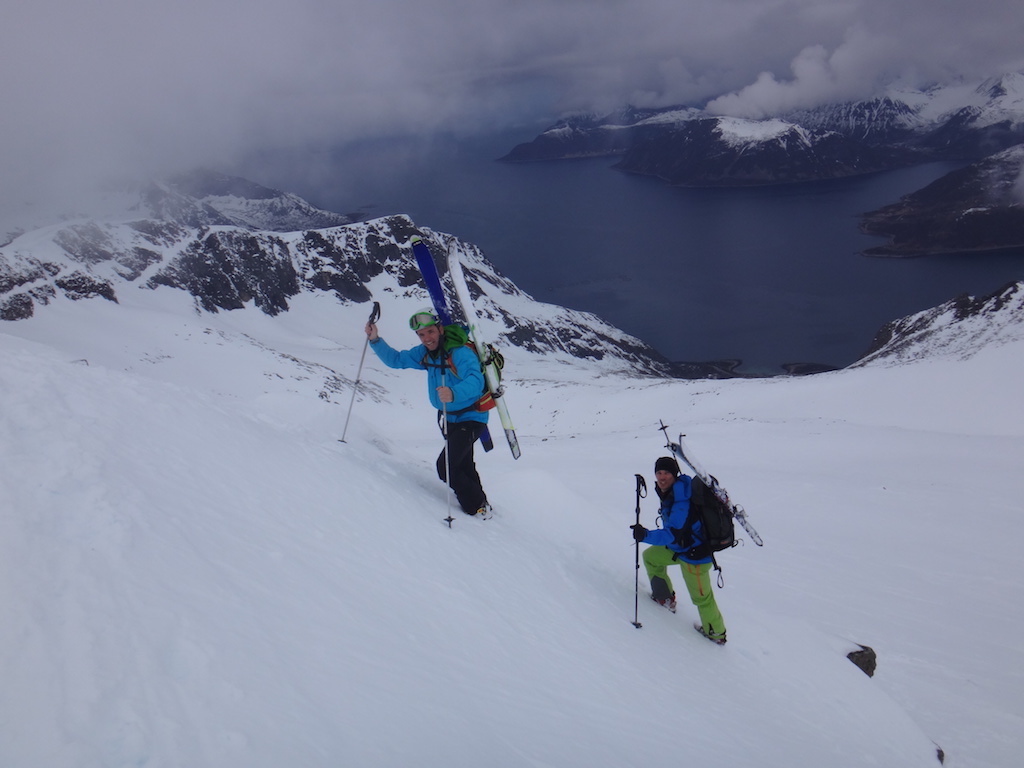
[643,475,713,565]
[369,336,489,424]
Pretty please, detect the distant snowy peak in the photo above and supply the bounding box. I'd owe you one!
[792,75,1024,139]
[0,171,353,247]
[981,71,1024,111]
[779,74,1024,157]
[714,117,810,149]
[856,280,1024,365]
[142,170,352,232]
[910,73,1024,127]
[782,96,924,143]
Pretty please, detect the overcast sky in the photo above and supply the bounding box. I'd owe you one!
[3,0,1023,215]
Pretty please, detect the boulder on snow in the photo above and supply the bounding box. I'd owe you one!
[846,643,877,677]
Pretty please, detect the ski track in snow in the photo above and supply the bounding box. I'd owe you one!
[2,291,1022,768]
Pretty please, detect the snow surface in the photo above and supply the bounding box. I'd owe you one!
[2,285,1023,768]
[715,116,807,148]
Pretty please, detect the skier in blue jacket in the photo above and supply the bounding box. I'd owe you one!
[631,456,727,644]
[366,309,492,518]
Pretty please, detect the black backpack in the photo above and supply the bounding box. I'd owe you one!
[685,475,737,560]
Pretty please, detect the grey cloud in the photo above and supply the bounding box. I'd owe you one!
[3,0,1023,220]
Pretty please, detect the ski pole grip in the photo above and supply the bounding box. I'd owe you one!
[368,301,381,324]
[635,473,647,498]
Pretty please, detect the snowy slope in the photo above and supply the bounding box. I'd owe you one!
[857,280,1024,364]
[715,116,809,148]
[3,285,1022,767]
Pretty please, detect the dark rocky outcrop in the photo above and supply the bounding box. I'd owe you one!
[846,644,877,677]
[860,146,1024,257]
[147,231,299,315]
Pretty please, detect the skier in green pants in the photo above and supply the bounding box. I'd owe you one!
[631,456,727,644]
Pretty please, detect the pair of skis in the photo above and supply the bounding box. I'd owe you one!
[657,419,763,547]
[411,235,521,460]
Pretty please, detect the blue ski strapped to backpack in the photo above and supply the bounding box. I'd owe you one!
[410,235,520,458]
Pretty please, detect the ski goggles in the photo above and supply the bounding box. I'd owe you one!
[408,311,440,330]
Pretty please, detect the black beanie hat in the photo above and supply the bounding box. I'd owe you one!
[654,456,680,475]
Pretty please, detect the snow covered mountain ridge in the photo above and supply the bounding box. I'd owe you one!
[0,175,672,376]
[0,169,353,250]
[785,72,1024,145]
[856,280,1024,365]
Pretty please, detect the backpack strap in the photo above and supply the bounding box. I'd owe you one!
[420,349,459,377]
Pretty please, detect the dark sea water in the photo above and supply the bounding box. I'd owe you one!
[252,130,1024,373]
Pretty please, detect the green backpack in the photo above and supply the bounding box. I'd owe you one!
[428,324,503,412]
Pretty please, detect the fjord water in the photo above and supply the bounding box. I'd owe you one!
[263,131,1024,372]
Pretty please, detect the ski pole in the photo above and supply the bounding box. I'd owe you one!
[340,301,381,444]
[441,366,455,528]
[632,473,647,628]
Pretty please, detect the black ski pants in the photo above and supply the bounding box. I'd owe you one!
[436,419,487,515]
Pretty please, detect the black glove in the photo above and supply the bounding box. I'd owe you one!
[630,524,648,542]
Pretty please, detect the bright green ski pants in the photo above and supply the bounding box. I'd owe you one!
[642,545,726,637]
